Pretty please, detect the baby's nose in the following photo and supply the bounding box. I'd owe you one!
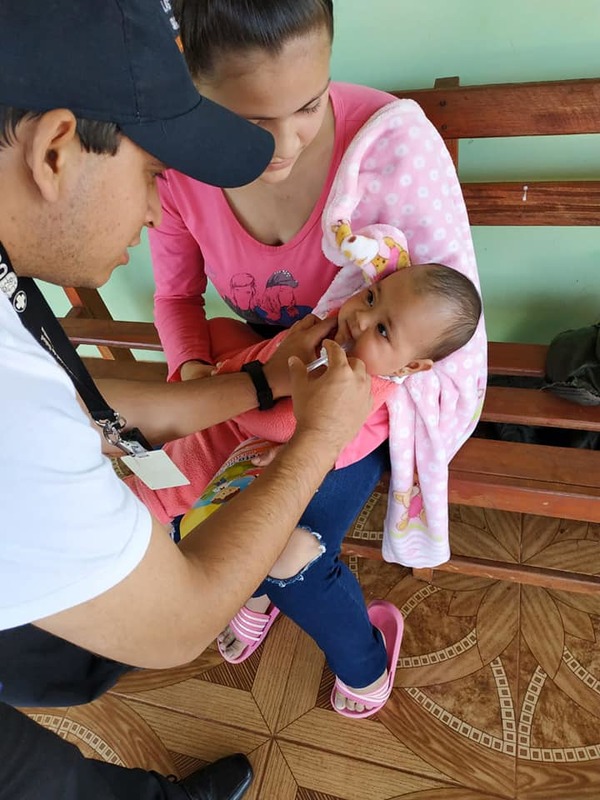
[355,309,371,331]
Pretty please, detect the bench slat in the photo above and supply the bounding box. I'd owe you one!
[449,469,600,522]
[84,357,167,382]
[63,318,163,350]
[463,181,600,226]
[452,436,600,489]
[487,342,546,377]
[481,387,600,431]
[394,78,600,138]
[340,540,600,594]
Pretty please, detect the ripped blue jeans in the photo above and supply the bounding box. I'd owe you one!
[172,443,389,688]
[252,443,390,687]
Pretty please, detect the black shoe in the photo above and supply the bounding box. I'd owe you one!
[178,753,253,800]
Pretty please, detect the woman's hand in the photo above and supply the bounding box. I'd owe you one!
[180,360,215,381]
[263,315,336,398]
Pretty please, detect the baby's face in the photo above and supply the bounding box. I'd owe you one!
[334,269,449,376]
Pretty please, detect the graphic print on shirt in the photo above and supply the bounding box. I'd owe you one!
[224,269,312,327]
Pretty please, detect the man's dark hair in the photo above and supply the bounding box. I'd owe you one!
[0,106,121,154]
[412,262,482,362]
[173,0,334,79]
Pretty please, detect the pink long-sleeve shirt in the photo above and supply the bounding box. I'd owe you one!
[149,82,395,380]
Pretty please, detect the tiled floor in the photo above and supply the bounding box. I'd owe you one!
[27,507,600,799]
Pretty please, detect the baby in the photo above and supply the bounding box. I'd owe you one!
[330,260,481,378]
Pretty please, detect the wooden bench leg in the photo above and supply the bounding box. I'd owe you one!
[412,567,434,583]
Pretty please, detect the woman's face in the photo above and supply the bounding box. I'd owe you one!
[195,27,332,184]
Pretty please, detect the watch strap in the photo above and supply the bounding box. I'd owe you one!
[241,360,275,411]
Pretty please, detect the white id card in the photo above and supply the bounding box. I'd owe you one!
[121,450,190,490]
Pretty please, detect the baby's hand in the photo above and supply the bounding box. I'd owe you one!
[250,444,283,467]
[180,360,214,381]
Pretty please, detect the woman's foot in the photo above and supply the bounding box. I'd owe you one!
[217,595,272,662]
[332,668,389,714]
[330,600,404,719]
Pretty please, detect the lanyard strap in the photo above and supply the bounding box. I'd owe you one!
[0,241,150,455]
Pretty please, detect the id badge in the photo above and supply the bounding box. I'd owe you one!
[121,449,190,490]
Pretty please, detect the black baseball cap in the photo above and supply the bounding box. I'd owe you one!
[0,0,274,188]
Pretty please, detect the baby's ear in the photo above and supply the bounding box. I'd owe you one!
[393,359,433,377]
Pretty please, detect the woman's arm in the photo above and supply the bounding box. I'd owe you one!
[150,174,212,380]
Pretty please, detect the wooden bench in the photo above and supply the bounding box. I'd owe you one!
[61,77,600,594]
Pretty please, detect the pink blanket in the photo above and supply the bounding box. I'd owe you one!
[317,99,487,567]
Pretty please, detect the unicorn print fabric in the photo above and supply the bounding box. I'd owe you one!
[318,99,487,568]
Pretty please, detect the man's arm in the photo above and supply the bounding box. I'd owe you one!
[35,342,373,669]
[95,315,336,446]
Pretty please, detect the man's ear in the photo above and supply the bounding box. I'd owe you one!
[394,358,434,377]
[25,109,80,203]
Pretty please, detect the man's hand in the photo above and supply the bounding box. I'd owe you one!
[180,360,214,381]
[289,339,373,459]
[263,315,336,398]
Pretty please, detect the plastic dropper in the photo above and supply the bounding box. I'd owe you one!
[306,341,352,372]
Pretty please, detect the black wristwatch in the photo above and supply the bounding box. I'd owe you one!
[241,360,275,411]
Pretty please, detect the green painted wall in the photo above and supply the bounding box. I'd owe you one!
[44,0,600,353]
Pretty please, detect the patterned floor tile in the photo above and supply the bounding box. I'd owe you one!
[22,509,600,798]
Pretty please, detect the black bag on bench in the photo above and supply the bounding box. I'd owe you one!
[475,322,600,449]
[542,321,600,406]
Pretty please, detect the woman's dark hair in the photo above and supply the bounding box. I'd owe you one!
[412,263,483,362]
[0,106,121,154]
[173,0,334,79]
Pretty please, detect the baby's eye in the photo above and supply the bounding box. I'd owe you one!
[366,289,375,307]
[377,322,388,339]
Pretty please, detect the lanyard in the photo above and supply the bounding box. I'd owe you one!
[0,241,151,456]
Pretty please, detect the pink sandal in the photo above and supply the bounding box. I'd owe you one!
[331,599,404,719]
[217,604,280,664]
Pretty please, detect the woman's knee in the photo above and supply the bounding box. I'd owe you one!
[268,527,325,581]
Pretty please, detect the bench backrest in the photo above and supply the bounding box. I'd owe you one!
[393,77,600,226]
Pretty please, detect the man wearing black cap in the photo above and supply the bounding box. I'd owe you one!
[0,1,373,799]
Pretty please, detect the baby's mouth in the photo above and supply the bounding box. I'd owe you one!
[333,322,351,347]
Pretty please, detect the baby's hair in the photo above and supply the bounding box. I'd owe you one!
[173,0,334,80]
[411,263,482,361]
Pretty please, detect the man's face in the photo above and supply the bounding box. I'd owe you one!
[41,136,163,288]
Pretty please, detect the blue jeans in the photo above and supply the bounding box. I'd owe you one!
[254,443,390,687]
